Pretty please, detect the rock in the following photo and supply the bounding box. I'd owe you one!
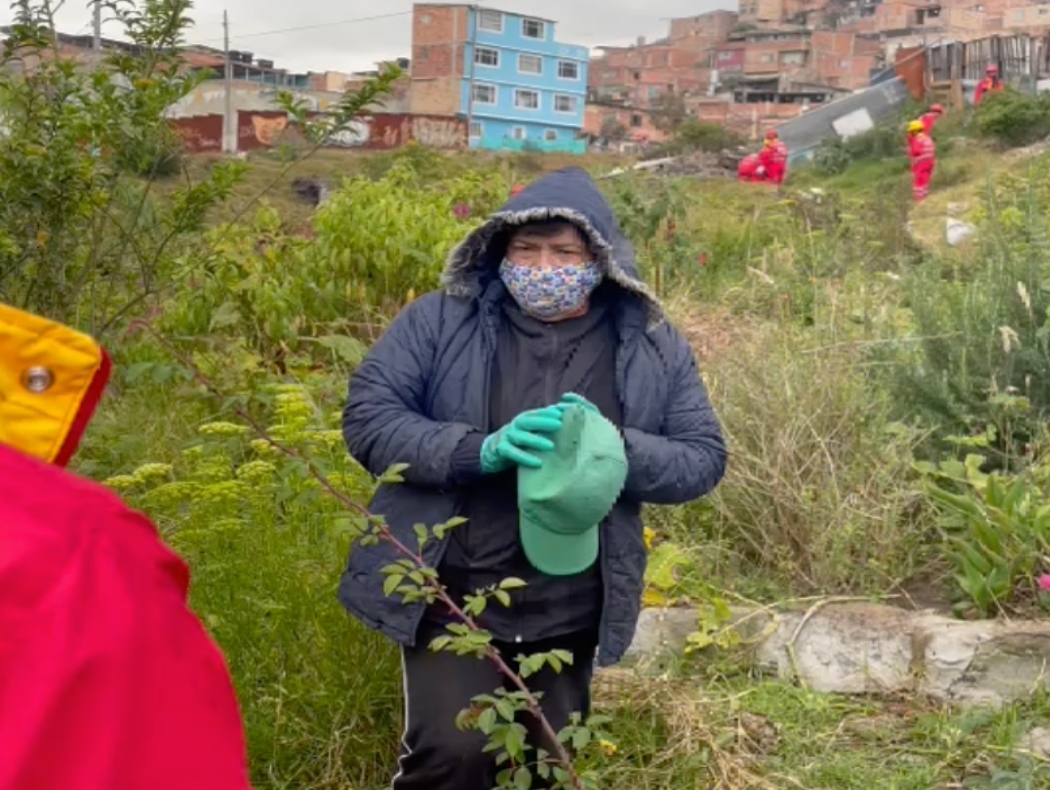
[622,602,1050,708]
[946,218,976,246]
[291,177,329,207]
[754,603,915,694]
[1023,727,1050,758]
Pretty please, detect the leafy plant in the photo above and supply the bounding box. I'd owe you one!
[657,119,743,156]
[0,0,244,333]
[899,161,1050,453]
[161,160,506,368]
[975,89,1050,149]
[919,452,1050,617]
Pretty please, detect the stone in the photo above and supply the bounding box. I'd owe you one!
[946,218,976,246]
[622,602,1050,707]
[754,603,916,694]
[1023,727,1050,759]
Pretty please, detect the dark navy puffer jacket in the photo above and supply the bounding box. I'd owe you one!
[339,167,727,666]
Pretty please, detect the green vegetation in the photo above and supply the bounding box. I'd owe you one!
[3,2,1049,785]
[975,89,1050,149]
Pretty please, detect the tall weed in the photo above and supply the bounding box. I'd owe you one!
[162,160,507,365]
[900,160,1050,452]
[703,323,928,593]
[98,383,401,789]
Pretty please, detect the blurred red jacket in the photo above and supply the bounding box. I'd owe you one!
[0,303,251,790]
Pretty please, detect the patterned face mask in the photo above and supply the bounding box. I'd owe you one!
[499,258,602,321]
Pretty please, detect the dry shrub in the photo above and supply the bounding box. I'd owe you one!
[592,669,781,790]
[704,324,929,594]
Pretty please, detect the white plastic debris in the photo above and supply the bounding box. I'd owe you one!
[946,218,976,246]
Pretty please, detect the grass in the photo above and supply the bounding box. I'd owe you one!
[594,672,1050,790]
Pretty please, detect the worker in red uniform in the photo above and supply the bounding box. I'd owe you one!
[907,119,936,202]
[0,304,251,790]
[974,64,1003,106]
[510,183,525,197]
[921,103,944,135]
[758,129,789,186]
[737,153,765,183]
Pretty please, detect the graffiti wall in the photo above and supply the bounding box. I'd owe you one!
[171,112,467,153]
[170,115,223,152]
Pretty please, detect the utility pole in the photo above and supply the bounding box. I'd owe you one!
[223,10,235,154]
[465,5,479,146]
[92,0,101,65]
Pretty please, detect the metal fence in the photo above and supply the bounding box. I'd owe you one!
[926,34,1050,83]
[773,77,910,164]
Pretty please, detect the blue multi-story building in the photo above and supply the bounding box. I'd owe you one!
[411,4,589,154]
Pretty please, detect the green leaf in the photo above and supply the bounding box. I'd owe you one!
[644,542,689,591]
[495,698,517,722]
[494,589,512,608]
[551,649,574,667]
[429,635,453,652]
[514,766,532,789]
[315,334,369,366]
[478,706,497,734]
[383,574,404,597]
[499,577,528,590]
[209,301,240,330]
[378,463,410,484]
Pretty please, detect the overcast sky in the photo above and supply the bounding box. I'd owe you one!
[29,0,734,73]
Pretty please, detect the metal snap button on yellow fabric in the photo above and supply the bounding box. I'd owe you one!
[22,366,54,393]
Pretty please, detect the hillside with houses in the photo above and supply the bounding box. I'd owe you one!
[5,3,1050,153]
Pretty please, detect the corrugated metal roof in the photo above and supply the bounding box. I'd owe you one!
[772,77,909,163]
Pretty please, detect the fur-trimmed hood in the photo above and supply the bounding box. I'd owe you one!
[442,167,663,324]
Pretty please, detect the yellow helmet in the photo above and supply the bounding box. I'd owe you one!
[908,119,924,134]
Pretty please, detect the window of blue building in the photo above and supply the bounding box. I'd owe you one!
[554,94,578,114]
[557,60,580,80]
[518,53,543,75]
[475,46,499,67]
[514,88,540,110]
[478,9,503,32]
[472,83,497,104]
[521,18,546,40]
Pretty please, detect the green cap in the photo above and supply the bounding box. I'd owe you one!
[517,404,628,576]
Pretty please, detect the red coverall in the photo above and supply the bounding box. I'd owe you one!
[909,132,935,202]
[974,77,1003,106]
[759,140,789,185]
[920,112,940,135]
[737,153,762,182]
[0,304,251,790]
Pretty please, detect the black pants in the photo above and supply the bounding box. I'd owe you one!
[391,628,597,790]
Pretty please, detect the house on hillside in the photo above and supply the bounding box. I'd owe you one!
[410,3,589,154]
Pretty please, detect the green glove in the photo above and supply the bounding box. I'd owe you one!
[557,392,600,414]
[480,406,564,473]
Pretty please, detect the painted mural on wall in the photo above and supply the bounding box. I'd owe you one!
[171,112,467,153]
[170,115,223,151]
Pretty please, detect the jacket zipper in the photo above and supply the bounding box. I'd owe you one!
[411,302,499,641]
[595,331,635,663]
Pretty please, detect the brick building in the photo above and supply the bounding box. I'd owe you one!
[589,40,707,106]
[731,27,878,90]
[668,10,740,50]
[410,3,471,116]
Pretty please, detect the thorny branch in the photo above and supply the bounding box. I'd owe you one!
[136,321,586,787]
